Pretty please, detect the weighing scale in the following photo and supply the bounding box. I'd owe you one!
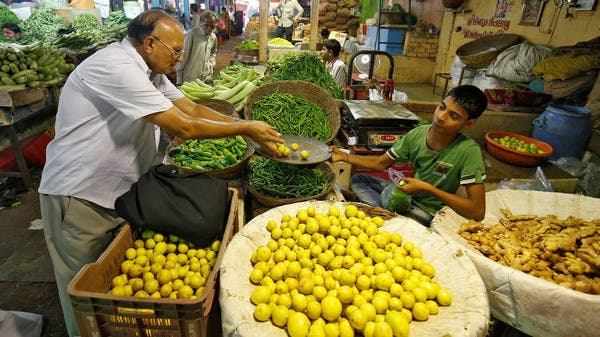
[341,100,420,149]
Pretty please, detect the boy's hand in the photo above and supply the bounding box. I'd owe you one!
[397,177,431,195]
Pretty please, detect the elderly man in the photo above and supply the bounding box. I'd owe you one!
[38,10,282,337]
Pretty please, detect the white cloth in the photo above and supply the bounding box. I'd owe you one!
[176,26,217,84]
[432,190,600,337]
[276,0,303,28]
[38,38,183,209]
[327,58,348,88]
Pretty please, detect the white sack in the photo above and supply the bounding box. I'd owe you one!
[491,42,553,83]
[451,55,474,87]
[432,190,600,337]
[220,200,490,337]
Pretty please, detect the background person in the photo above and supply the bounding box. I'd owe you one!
[176,10,218,84]
[2,22,20,39]
[321,39,348,88]
[38,10,282,337]
[274,0,303,42]
[330,85,488,225]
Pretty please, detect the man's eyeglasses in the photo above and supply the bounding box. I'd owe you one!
[152,35,184,59]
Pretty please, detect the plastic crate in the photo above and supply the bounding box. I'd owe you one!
[67,188,238,337]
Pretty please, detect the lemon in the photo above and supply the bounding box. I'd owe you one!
[324,323,340,337]
[134,255,148,267]
[412,302,429,321]
[321,296,342,322]
[109,285,126,296]
[363,321,376,337]
[159,283,172,298]
[112,274,128,287]
[254,303,271,322]
[437,288,452,306]
[336,285,353,304]
[360,302,377,322]
[384,310,409,337]
[425,300,439,315]
[249,268,264,284]
[372,295,388,314]
[125,247,137,260]
[348,308,367,331]
[373,321,393,337]
[291,293,308,312]
[277,293,292,308]
[128,278,144,292]
[400,291,415,309]
[308,324,326,337]
[287,312,311,337]
[127,264,144,278]
[143,279,159,294]
[172,278,184,291]
[189,275,205,289]
[178,285,194,299]
[389,297,403,311]
[338,318,354,337]
[120,260,134,274]
[271,305,289,327]
[134,290,150,297]
[250,285,272,305]
[291,143,300,151]
[306,300,321,320]
[344,205,358,218]
[300,150,309,159]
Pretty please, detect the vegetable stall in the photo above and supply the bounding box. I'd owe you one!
[1,4,597,337]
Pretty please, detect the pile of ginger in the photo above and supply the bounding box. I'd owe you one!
[458,209,600,294]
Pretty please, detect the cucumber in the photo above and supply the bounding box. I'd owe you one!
[1,76,15,85]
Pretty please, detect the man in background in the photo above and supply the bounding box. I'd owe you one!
[274,0,303,42]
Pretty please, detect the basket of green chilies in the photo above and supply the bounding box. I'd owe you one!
[245,156,336,207]
[166,136,254,179]
[244,80,341,144]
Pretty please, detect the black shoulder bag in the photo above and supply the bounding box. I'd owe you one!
[114,164,229,247]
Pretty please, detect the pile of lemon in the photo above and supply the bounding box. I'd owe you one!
[248,205,452,337]
[107,230,221,300]
[492,136,544,154]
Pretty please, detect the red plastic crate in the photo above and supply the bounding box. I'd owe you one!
[67,188,238,337]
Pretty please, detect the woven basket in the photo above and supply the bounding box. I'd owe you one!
[244,80,341,144]
[485,131,553,167]
[456,34,521,69]
[166,137,254,179]
[235,48,259,57]
[247,162,336,207]
[193,98,235,116]
[348,202,398,220]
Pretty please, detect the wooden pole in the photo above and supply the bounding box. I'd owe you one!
[309,0,319,50]
[259,0,269,62]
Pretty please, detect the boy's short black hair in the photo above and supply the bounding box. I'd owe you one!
[190,3,198,13]
[321,28,330,39]
[447,85,487,119]
[324,39,341,57]
[2,23,20,33]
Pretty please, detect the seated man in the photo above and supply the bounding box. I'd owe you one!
[2,23,21,39]
[330,85,488,225]
[321,39,348,89]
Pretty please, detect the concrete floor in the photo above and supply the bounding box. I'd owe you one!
[0,36,445,337]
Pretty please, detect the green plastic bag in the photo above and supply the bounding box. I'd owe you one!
[380,183,411,213]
